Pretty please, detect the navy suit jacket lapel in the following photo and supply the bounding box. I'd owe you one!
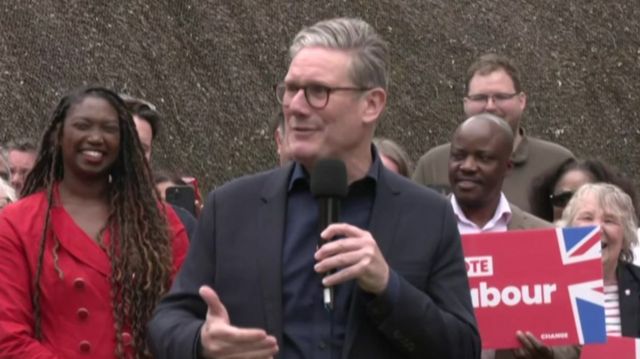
[256,164,292,347]
[342,168,402,358]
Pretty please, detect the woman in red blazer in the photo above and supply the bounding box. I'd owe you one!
[0,87,189,358]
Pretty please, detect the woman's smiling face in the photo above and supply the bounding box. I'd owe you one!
[571,191,625,267]
[60,96,121,180]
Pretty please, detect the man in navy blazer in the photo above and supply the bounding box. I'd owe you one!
[148,17,480,359]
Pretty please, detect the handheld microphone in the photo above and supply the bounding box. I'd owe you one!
[310,158,348,311]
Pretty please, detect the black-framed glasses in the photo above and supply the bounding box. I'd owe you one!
[465,92,520,104]
[549,191,574,208]
[274,83,372,110]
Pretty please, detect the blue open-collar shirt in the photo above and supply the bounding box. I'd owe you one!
[282,147,383,359]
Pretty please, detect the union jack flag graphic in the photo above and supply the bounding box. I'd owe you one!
[557,226,602,264]
[462,226,607,349]
[557,226,606,344]
[568,280,605,344]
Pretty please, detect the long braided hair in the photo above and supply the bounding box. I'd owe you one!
[22,87,173,358]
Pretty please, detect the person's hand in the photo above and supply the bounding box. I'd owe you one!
[194,198,203,216]
[512,331,554,359]
[314,223,389,295]
[199,286,278,359]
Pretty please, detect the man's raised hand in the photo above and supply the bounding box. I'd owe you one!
[199,286,278,359]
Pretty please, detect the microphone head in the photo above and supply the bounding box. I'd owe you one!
[310,158,348,198]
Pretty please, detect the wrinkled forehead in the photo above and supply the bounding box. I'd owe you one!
[286,47,354,83]
[8,149,37,163]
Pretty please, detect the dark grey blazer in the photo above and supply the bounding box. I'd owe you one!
[148,163,480,359]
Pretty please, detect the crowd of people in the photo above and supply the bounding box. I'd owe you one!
[0,16,638,359]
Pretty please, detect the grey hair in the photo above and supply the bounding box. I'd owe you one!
[558,183,638,263]
[0,177,16,203]
[289,17,389,90]
[373,137,412,177]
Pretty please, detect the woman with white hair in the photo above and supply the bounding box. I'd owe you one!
[0,177,16,210]
[559,182,640,337]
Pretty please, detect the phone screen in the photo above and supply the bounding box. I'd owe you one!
[165,185,196,216]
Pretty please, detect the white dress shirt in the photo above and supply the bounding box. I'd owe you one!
[451,193,513,235]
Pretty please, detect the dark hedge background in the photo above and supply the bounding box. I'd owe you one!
[1,0,639,193]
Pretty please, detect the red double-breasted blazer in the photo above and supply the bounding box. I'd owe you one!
[0,189,189,358]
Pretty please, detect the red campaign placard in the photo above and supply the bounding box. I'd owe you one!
[462,226,606,350]
[581,336,640,359]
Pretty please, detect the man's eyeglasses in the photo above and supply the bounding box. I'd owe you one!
[465,92,520,104]
[274,83,371,110]
[550,191,574,208]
